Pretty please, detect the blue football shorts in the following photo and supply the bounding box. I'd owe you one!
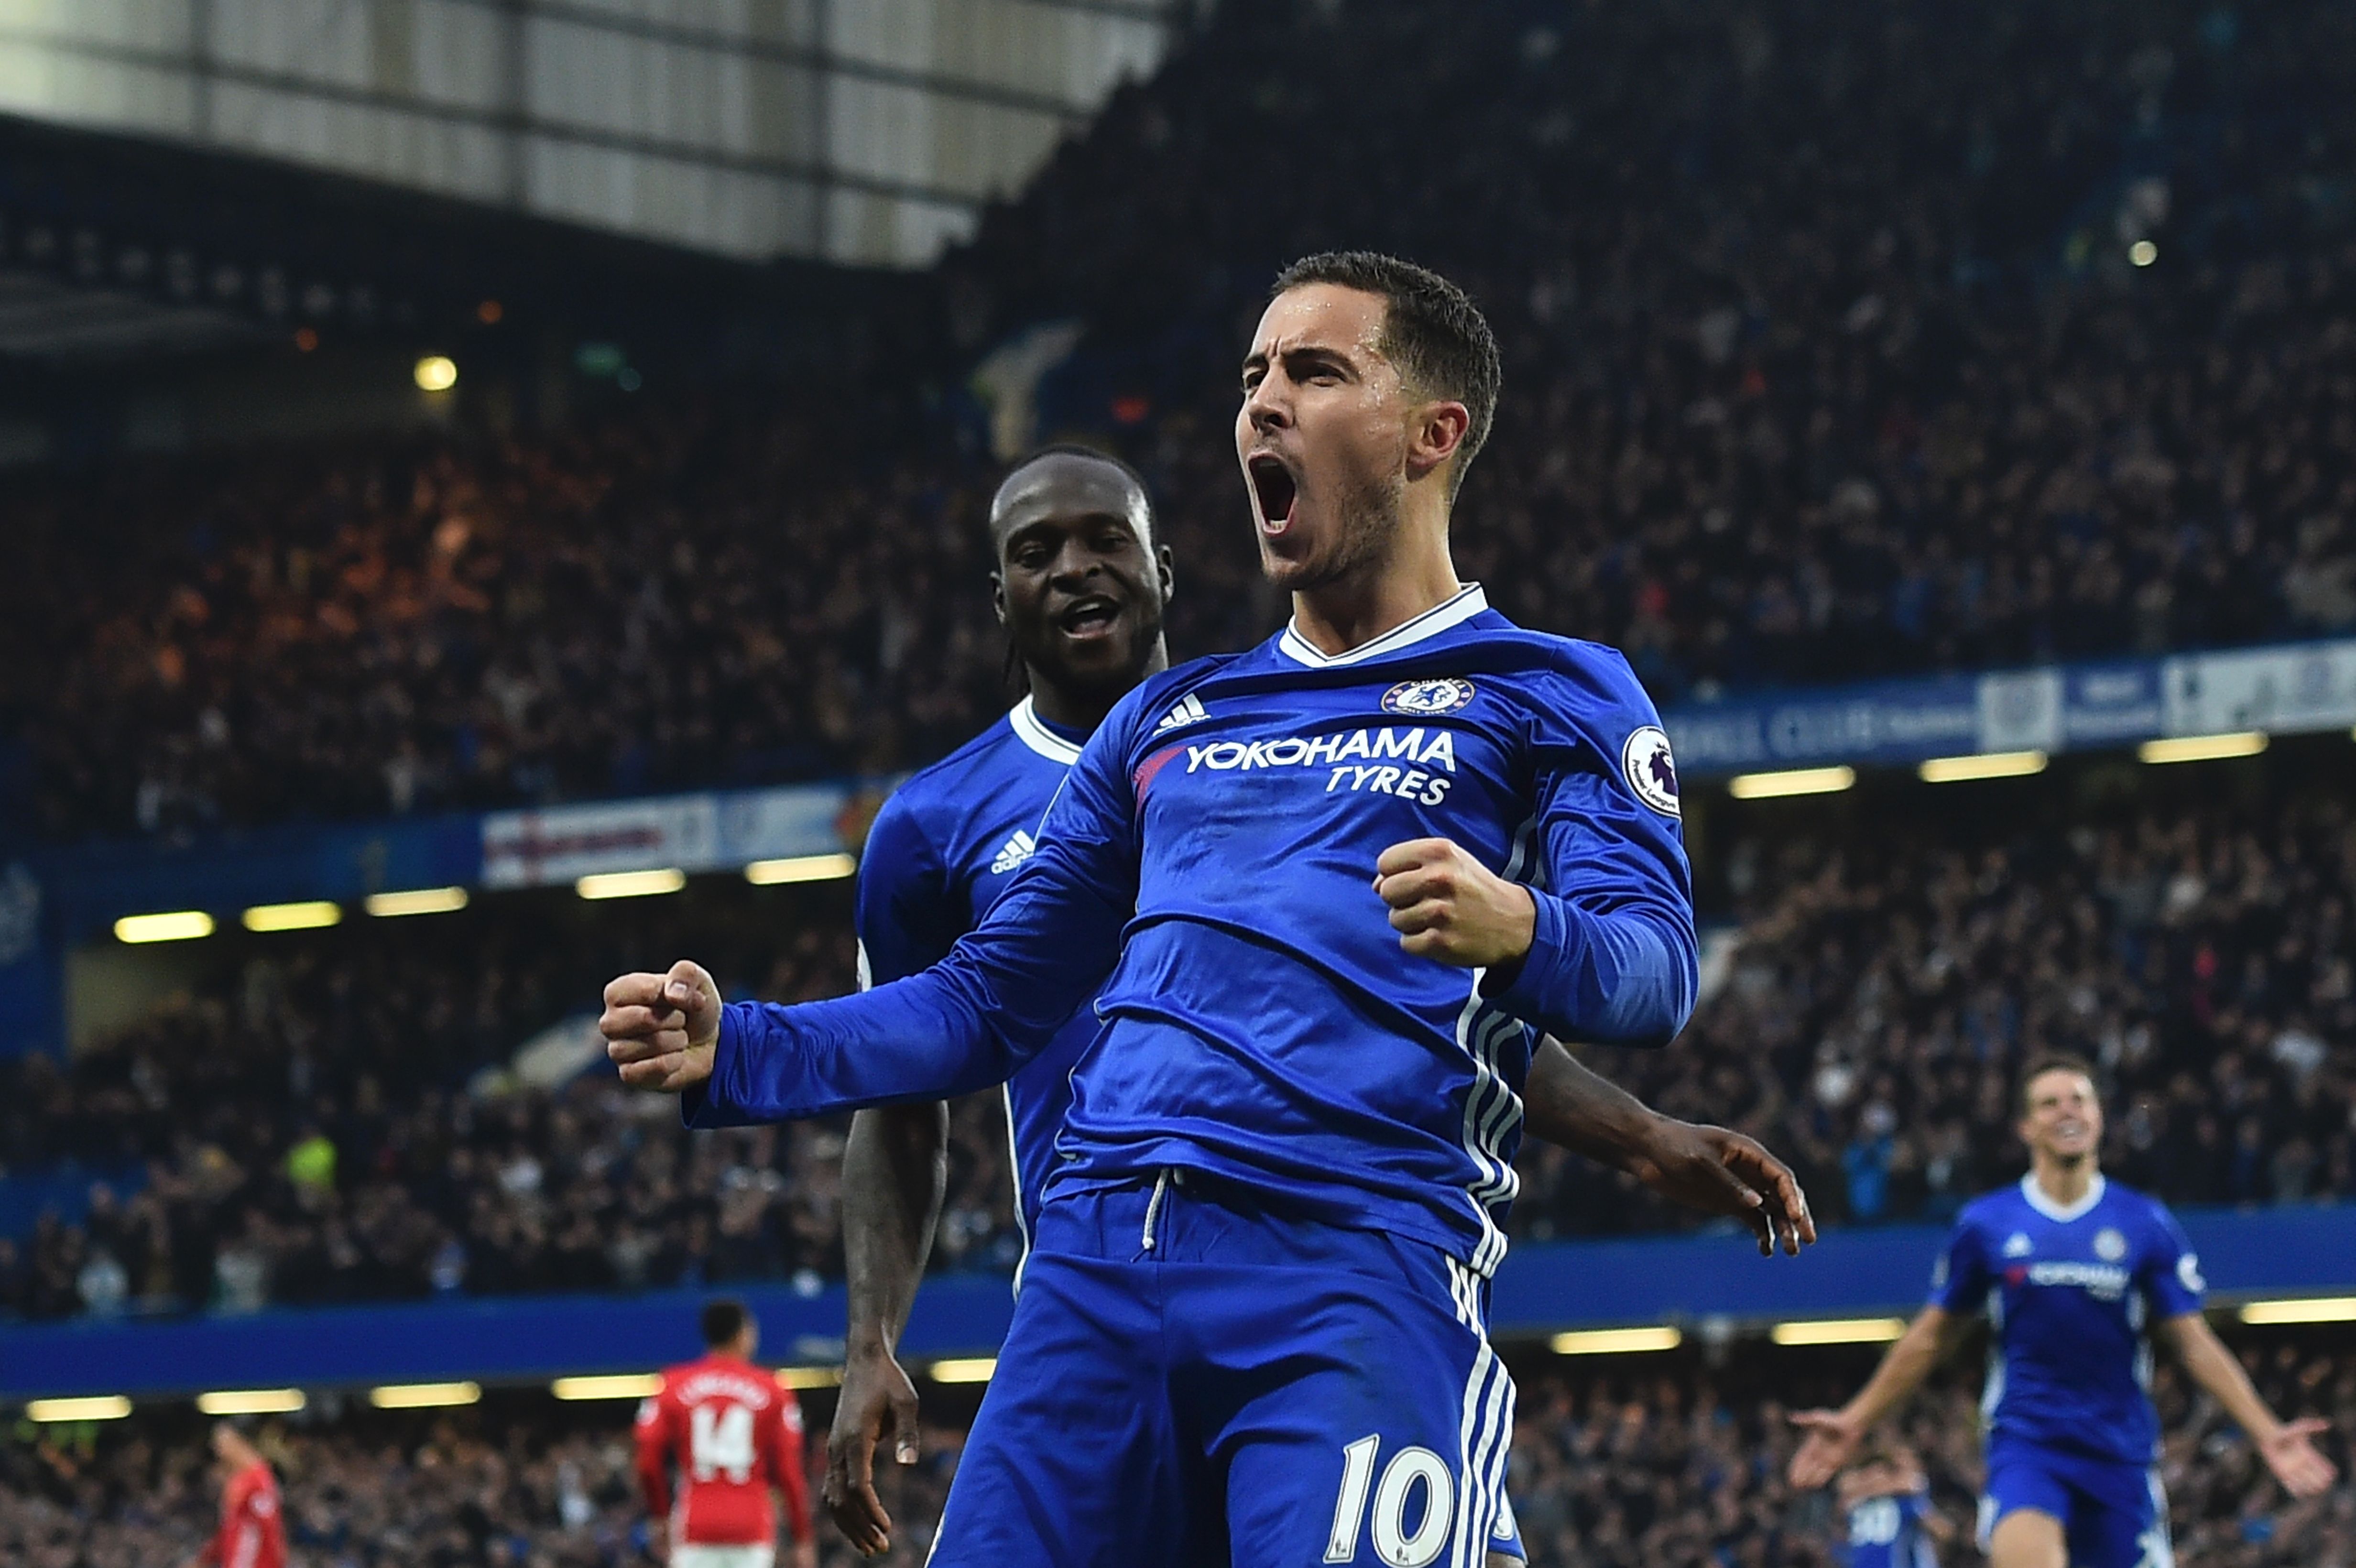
[926,1168,1525,1568]
[1979,1438,2173,1568]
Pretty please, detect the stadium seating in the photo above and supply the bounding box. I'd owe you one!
[6,755,2346,1323]
[4,1334,2347,1567]
[10,0,2356,840]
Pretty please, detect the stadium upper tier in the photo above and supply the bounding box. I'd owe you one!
[9,0,2356,841]
[5,756,2347,1324]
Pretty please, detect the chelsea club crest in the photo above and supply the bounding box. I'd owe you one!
[1381,677,1476,716]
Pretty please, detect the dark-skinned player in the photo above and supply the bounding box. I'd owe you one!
[820,444,1815,1558]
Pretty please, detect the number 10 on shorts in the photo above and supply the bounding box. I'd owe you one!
[1325,1434,1454,1566]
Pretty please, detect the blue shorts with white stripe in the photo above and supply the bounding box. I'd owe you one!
[925,1169,1525,1568]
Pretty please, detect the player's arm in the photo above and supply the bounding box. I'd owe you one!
[1522,1037,1814,1256]
[2156,1312,2336,1496]
[1787,1306,1975,1486]
[634,1392,674,1523]
[768,1393,818,1567]
[824,797,957,1556]
[1375,663,1697,1047]
[602,705,1146,1116]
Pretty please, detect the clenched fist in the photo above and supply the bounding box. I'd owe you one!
[601,959,721,1092]
[1372,838,1537,968]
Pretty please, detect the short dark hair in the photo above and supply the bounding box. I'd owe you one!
[701,1297,750,1348]
[1271,251,1502,496]
[2017,1053,2099,1119]
[989,445,1154,548]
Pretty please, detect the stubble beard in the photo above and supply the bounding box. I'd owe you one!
[1261,462,1407,595]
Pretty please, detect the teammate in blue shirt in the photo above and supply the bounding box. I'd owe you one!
[604,253,1711,1565]
[820,447,1816,1559]
[1789,1054,2336,1568]
[1837,1443,1950,1568]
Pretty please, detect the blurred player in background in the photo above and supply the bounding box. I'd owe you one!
[604,252,1734,1563]
[1790,1053,2336,1568]
[1837,1441,1950,1568]
[823,446,1817,1557]
[636,1299,816,1568]
[181,1420,283,1568]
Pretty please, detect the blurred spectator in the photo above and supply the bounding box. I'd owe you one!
[9,0,2356,841]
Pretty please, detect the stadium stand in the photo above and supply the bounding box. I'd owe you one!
[6,752,2347,1323]
[9,0,2356,839]
[4,1334,2348,1567]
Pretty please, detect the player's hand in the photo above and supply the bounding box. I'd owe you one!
[824,1342,923,1556]
[1787,1408,1865,1488]
[1625,1119,1816,1257]
[1373,838,1536,967]
[2258,1416,2337,1497]
[790,1539,818,1568]
[601,960,721,1092]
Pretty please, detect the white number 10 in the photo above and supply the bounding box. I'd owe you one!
[1324,1434,1454,1567]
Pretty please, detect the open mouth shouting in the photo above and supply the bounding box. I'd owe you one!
[1247,453,1299,537]
[1057,592,1125,642]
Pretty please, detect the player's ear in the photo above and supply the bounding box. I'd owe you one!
[1156,543,1176,607]
[1404,398,1471,486]
[990,568,1009,625]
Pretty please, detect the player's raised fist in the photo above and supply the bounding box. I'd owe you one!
[1372,837,1537,968]
[601,959,720,1093]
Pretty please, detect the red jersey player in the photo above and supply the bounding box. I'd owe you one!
[180,1421,284,1568]
[636,1299,817,1568]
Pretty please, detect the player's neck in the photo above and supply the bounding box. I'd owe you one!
[1028,640,1170,735]
[1288,519,1462,658]
[2029,1155,2098,1209]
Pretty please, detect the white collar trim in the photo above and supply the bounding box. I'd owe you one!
[2019,1171,2106,1223]
[1277,584,1489,668]
[1007,696,1083,764]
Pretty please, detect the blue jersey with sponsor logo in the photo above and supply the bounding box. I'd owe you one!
[1843,1489,1937,1568]
[1929,1176,2204,1466]
[692,586,1698,1273]
[854,696,1099,1262]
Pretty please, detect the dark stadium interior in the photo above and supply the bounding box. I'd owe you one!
[5,0,2356,1564]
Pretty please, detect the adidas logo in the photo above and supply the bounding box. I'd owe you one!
[1154,693,1210,734]
[990,829,1037,876]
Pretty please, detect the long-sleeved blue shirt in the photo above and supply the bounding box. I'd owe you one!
[691,587,1697,1273]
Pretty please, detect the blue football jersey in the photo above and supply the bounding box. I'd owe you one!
[1843,1489,1937,1568]
[693,587,1699,1274]
[1929,1175,2205,1466]
[854,696,1101,1268]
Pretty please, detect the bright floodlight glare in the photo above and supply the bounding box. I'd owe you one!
[369,1381,481,1409]
[115,910,215,944]
[1727,765,1855,800]
[927,1358,998,1384]
[365,886,470,917]
[1918,750,2048,784]
[27,1395,132,1421]
[2129,240,2158,267]
[777,1367,845,1390]
[414,355,458,392]
[551,1373,664,1401]
[1550,1327,1682,1356]
[576,868,688,900]
[744,853,857,885]
[2238,1296,2356,1326]
[2137,731,2268,765]
[197,1388,306,1416]
[242,900,343,933]
[1769,1317,1908,1346]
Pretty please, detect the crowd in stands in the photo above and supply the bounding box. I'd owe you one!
[3,759,2348,1323]
[11,0,2356,841]
[1518,765,2356,1241]
[5,1334,2349,1567]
